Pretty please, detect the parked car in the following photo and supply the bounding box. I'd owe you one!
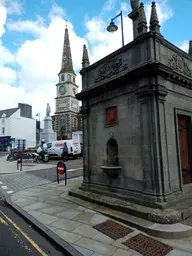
[46,140,81,159]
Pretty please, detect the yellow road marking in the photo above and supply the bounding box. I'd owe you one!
[0,216,8,225]
[0,210,48,256]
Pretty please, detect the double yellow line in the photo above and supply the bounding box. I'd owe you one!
[0,210,48,256]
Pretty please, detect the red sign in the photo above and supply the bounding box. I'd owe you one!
[106,106,117,126]
[55,143,64,147]
[57,162,65,174]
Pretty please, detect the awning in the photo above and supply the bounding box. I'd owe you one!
[0,137,11,142]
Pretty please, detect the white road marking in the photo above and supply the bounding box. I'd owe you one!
[1,185,8,190]
[7,191,14,194]
[0,181,2,184]
[67,167,83,172]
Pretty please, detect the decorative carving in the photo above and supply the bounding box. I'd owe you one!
[168,54,192,78]
[95,56,128,83]
[130,0,140,11]
[106,106,118,126]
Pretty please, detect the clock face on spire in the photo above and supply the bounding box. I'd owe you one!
[59,85,66,95]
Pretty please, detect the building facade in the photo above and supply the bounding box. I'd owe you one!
[0,103,36,151]
[54,25,82,140]
[76,0,192,221]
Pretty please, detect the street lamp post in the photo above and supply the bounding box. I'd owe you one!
[36,113,40,122]
[107,10,124,47]
[36,113,41,146]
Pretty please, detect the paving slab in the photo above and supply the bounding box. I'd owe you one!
[5,176,192,256]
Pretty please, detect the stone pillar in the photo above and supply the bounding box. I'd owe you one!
[80,101,90,185]
[189,40,192,56]
[128,8,140,39]
[136,84,171,203]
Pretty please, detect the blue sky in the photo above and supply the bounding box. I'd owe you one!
[0,0,191,120]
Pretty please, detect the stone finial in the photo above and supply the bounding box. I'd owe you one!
[137,2,147,35]
[149,1,160,33]
[130,0,140,11]
[82,44,90,69]
[189,40,192,56]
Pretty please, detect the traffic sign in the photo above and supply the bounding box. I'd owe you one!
[56,161,67,184]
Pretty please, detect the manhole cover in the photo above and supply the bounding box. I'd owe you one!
[122,234,173,256]
[93,220,133,240]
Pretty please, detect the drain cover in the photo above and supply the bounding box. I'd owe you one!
[93,220,133,240]
[122,234,173,256]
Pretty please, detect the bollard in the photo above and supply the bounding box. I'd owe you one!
[56,160,67,184]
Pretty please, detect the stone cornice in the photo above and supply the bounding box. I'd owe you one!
[77,62,192,101]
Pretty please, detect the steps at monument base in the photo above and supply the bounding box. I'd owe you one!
[69,188,192,225]
[68,189,192,239]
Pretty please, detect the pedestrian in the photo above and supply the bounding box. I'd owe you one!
[62,142,68,161]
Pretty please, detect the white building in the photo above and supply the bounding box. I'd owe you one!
[0,103,36,151]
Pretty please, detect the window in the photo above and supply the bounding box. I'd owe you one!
[61,118,66,130]
[2,127,5,134]
[2,116,5,125]
[61,74,64,82]
[67,74,71,81]
[73,76,75,83]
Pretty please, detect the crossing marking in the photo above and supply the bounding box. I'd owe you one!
[1,186,8,190]
[7,191,14,194]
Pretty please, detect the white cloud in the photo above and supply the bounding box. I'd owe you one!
[102,0,116,12]
[7,19,47,37]
[49,3,66,20]
[0,0,176,123]
[2,0,22,15]
[0,5,6,37]
[145,0,174,26]
[178,40,189,53]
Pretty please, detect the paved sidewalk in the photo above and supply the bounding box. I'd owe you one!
[5,177,192,256]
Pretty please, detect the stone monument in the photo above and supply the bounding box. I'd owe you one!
[71,1,192,224]
[41,103,56,143]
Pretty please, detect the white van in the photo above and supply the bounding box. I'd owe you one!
[46,140,81,159]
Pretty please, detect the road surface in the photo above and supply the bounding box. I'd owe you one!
[0,200,66,256]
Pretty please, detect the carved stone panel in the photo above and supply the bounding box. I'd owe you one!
[95,56,128,83]
[168,54,192,78]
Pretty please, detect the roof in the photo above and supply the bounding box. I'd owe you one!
[59,28,75,75]
[0,107,19,117]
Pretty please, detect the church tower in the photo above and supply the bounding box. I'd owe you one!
[55,24,79,139]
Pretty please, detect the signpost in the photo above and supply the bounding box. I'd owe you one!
[17,154,22,171]
[56,160,67,185]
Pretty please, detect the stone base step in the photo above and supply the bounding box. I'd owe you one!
[69,188,184,224]
[68,190,192,239]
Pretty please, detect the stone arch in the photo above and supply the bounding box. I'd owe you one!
[107,138,119,166]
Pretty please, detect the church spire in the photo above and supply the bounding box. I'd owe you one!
[59,23,75,75]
